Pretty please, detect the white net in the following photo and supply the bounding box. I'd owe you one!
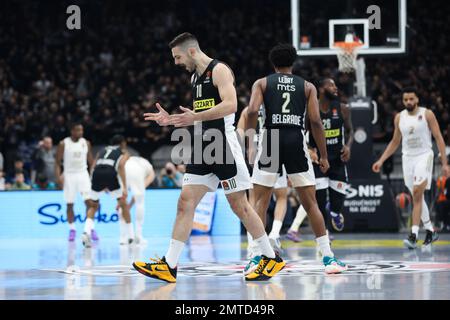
[336,46,360,73]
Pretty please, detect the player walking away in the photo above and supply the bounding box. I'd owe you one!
[55,123,94,242]
[133,32,285,283]
[286,78,354,239]
[237,106,288,258]
[83,135,131,248]
[246,44,347,274]
[118,156,155,245]
[373,87,449,249]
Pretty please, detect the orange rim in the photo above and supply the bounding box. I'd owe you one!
[334,41,363,53]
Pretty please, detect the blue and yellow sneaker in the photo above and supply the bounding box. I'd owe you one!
[245,254,286,281]
[132,256,177,283]
[244,255,262,276]
[323,256,347,274]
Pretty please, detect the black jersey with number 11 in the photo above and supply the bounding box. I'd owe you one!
[263,73,306,129]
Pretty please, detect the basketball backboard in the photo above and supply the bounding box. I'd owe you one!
[291,0,407,56]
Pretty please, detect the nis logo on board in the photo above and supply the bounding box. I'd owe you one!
[346,185,384,199]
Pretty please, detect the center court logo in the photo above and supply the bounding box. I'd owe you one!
[43,260,450,277]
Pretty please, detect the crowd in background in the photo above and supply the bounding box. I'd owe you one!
[0,0,449,190]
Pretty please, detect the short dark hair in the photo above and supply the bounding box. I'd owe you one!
[110,134,125,145]
[318,78,333,88]
[70,122,83,130]
[269,43,298,68]
[169,32,198,49]
[401,87,419,97]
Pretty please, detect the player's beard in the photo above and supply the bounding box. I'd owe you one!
[325,90,338,101]
[405,104,417,112]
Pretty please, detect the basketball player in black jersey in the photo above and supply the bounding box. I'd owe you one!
[289,78,354,236]
[82,135,132,248]
[133,33,285,282]
[237,106,289,263]
[246,44,347,274]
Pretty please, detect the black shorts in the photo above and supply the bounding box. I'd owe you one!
[252,128,315,188]
[185,135,238,181]
[257,128,309,174]
[91,166,120,192]
[183,130,252,194]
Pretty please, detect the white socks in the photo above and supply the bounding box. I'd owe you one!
[254,234,276,258]
[247,232,262,256]
[316,234,333,258]
[289,206,307,232]
[412,225,419,237]
[84,218,94,233]
[421,199,434,232]
[269,220,283,239]
[165,239,185,268]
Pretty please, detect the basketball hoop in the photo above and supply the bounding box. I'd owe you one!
[334,41,363,73]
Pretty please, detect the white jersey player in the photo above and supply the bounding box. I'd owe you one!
[55,123,94,242]
[373,87,449,248]
[118,156,155,245]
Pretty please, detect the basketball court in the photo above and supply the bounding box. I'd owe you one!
[1,232,450,300]
[1,0,449,304]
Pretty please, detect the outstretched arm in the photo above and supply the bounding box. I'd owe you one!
[372,113,402,172]
[143,103,173,126]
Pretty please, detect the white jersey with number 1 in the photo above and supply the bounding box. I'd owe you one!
[399,107,434,190]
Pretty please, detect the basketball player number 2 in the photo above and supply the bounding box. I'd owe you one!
[281,92,291,113]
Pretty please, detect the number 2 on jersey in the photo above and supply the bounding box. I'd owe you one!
[281,92,290,113]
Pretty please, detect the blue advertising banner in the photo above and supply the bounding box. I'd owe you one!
[0,189,240,238]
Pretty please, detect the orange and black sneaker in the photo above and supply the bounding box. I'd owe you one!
[245,254,286,281]
[132,256,177,283]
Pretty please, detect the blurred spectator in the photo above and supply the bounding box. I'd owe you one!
[7,158,30,184]
[0,150,3,172]
[32,173,57,190]
[160,162,183,188]
[0,170,5,191]
[32,136,57,183]
[0,0,448,177]
[9,171,31,190]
